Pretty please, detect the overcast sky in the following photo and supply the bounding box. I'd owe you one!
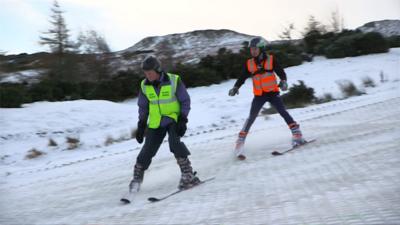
[1,0,399,54]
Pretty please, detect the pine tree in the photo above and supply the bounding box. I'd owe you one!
[279,23,295,41]
[76,30,110,54]
[330,10,343,33]
[39,0,79,82]
[302,15,327,36]
[39,0,72,54]
[76,30,112,81]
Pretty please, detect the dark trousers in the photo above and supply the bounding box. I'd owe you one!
[136,123,190,170]
[242,92,295,132]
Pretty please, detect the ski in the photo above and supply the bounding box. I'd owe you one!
[120,190,137,204]
[234,140,246,160]
[237,154,246,160]
[271,139,316,156]
[235,146,246,160]
[148,177,216,203]
[233,131,248,160]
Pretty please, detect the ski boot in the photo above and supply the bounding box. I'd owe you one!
[129,163,144,193]
[121,164,144,204]
[289,122,306,147]
[176,157,201,190]
[234,131,247,160]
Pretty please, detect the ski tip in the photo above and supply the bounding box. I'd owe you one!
[148,197,160,202]
[237,155,246,160]
[120,198,131,204]
[271,151,283,156]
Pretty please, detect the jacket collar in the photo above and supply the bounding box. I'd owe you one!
[254,51,268,64]
[144,71,170,85]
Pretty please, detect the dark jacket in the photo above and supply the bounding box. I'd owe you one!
[138,72,191,127]
[234,52,287,89]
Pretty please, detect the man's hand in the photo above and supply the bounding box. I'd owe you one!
[135,120,146,144]
[278,80,288,91]
[176,115,188,137]
[228,86,239,96]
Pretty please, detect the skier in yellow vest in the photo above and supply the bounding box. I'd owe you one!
[229,37,306,159]
[128,55,201,193]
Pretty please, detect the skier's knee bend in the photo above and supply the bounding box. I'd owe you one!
[136,153,152,171]
[171,143,191,158]
[168,138,182,149]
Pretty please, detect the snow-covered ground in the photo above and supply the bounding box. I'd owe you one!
[0,49,399,225]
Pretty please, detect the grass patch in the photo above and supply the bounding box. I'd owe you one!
[25,148,45,159]
[336,80,364,98]
[66,136,80,150]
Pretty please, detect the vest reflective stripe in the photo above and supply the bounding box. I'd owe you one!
[263,55,273,70]
[141,73,181,129]
[149,97,178,105]
[246,55,279,95]
[247,60,257,74]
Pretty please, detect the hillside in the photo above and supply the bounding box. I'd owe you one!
[357,19,400,37]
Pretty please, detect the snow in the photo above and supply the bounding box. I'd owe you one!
[357,20,400,37]
[0,69,45,84]
[1,49,400,224]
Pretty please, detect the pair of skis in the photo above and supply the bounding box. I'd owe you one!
[234,138,316,160]
[121,139,315,204]
[120,177,215,204]
[271,139,316,156]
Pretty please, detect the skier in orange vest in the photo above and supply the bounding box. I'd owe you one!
[229,37,306,159]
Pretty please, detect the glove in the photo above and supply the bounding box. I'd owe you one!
[135,120,146,144]
[278,80,288,91]
[176,115,188,137]
[228,87,239,96]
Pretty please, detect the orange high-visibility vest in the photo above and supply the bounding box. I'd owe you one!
[246,55,279,96]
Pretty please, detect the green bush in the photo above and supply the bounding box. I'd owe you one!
[355,32,389,55]
[198,46,248,80]
[387,35,400,48]
[325,34,361,58]
[325,32,389,58]
[281,80,316,108]
[271,51,303,68]
[303,30,323,55]
[174,63,223,88]
[28,80,56,102]
[0,83,27,107]
[268,43,304,67]
[262,80,316,114]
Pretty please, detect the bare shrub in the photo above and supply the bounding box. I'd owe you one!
[362,76,376,88]
[105,136,114,146]
[48,138,58,147]
[25,148,45,159]
[66,137,80,150]
[336,80,364,98]
[316,93,335,103]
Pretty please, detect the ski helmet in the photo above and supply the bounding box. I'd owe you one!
[141,55,161,72]
[248,37,267,51]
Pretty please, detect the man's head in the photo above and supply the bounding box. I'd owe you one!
[141,55,162,81]
[248,37,267,57]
